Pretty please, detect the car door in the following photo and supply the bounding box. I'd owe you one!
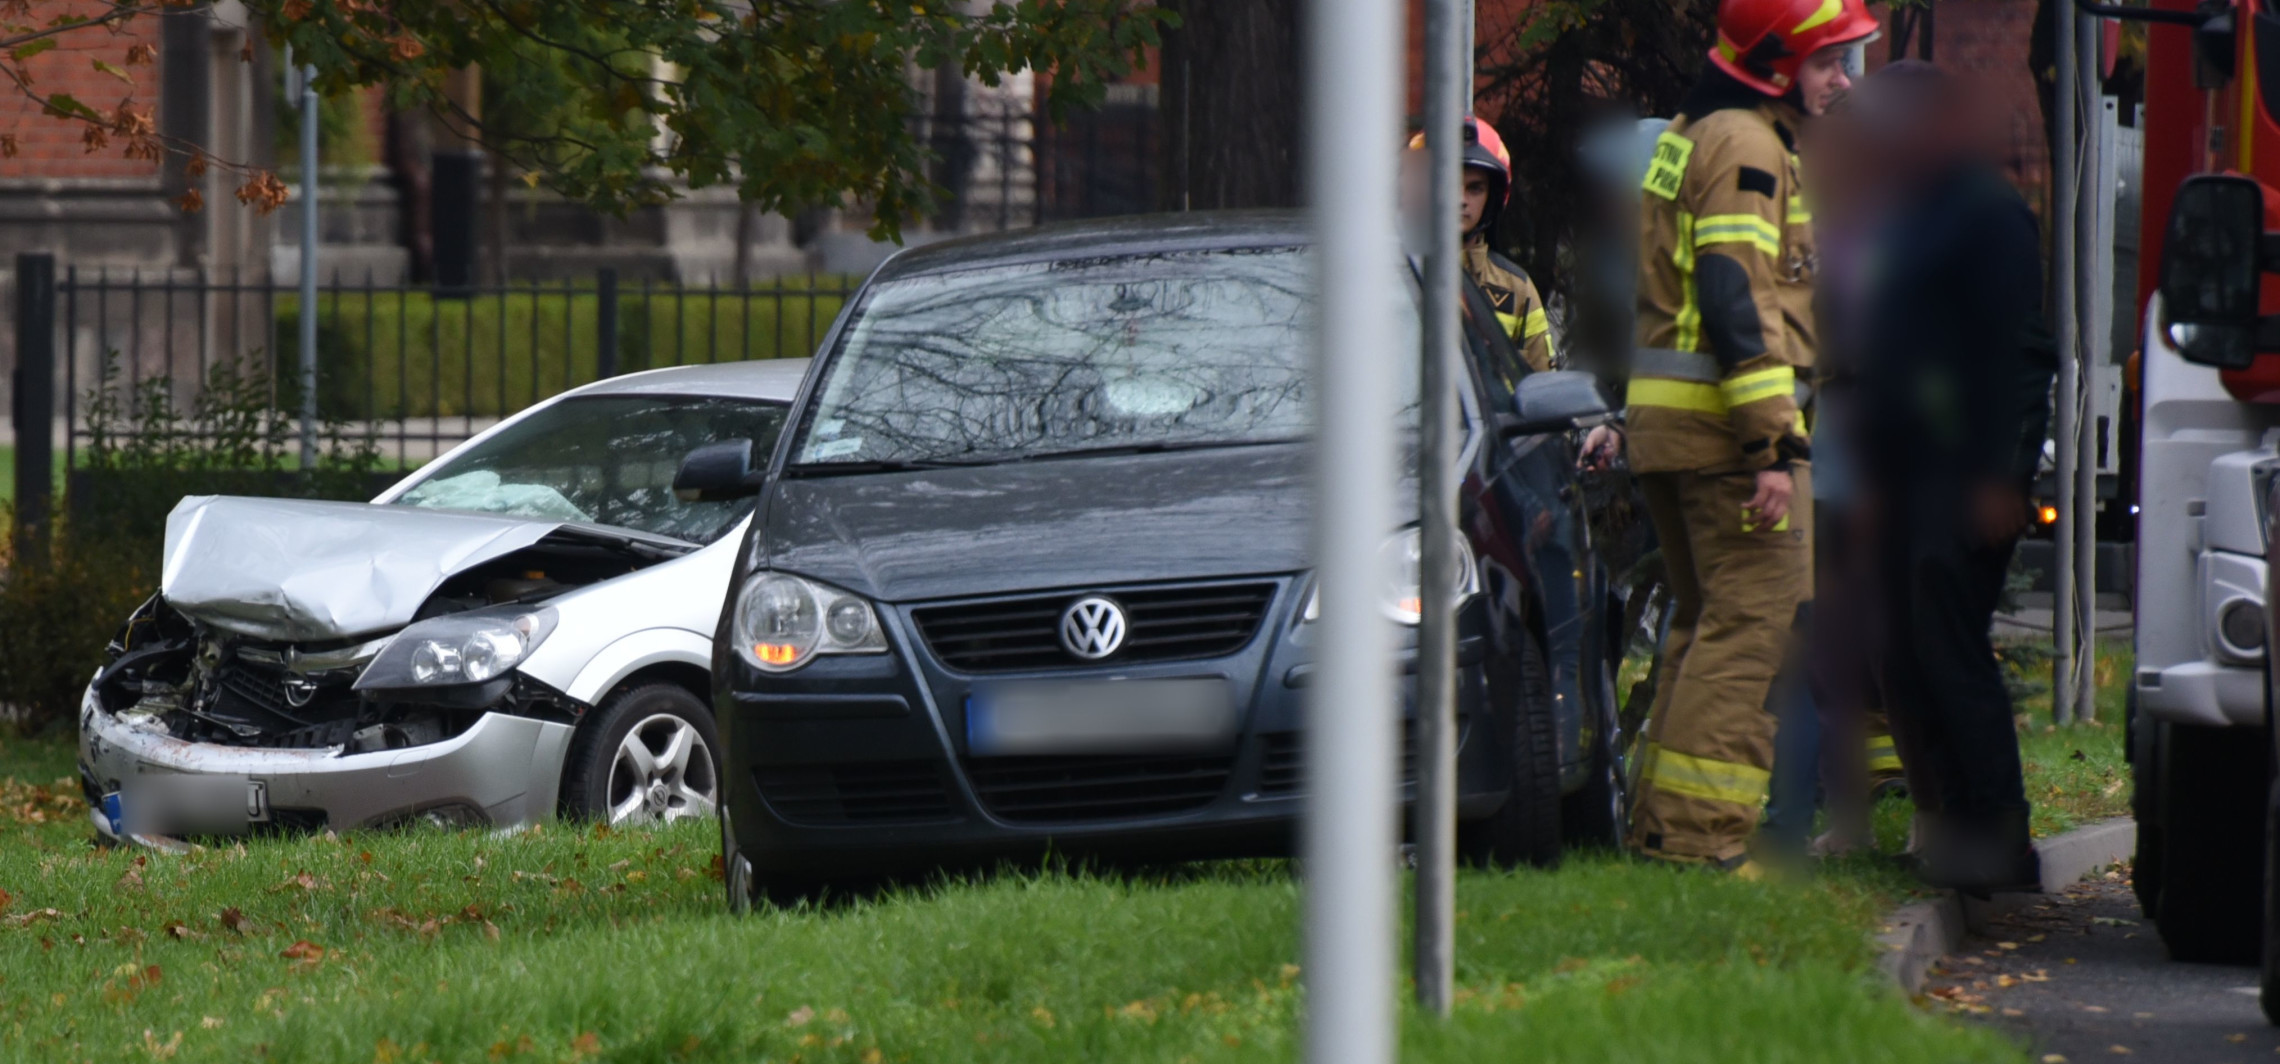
[1455,279,1602,782]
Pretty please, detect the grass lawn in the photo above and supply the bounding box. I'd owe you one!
[0,445,69,512]
[0,734,2023,1064]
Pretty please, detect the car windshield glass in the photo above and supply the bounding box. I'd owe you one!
[791,247,1418,467]
[392,395,788,543]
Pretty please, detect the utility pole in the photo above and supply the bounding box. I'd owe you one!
[1413,0,1471,1020]
[294,52,319,472]
[2052,0,2082,723]
[2072,0,2103,721]
[1304,0,1402,1061]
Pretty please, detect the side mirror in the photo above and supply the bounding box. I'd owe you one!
[1503,371,1615,437]
[673,440,764,502]
[2160,174,2268,369]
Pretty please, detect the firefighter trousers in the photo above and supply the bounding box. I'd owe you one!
[1629,467,1813,863]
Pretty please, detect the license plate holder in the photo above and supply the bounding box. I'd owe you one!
[967,678,1238,757]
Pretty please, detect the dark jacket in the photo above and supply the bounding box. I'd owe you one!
[1857,163,2054,496]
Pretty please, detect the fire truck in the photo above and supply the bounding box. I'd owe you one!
[2122,0,2280,1018]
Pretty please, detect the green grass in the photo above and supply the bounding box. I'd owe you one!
[0,734,2021,1064]
[0,445,69,511]
[272,284,848,421]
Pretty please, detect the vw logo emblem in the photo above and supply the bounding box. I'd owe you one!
[1059,596,1127,660]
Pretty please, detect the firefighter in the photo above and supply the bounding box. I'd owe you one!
[1411,116,1557,371]
[1623,0,1878,869]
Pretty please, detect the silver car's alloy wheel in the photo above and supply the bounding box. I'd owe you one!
[605,713,718,825]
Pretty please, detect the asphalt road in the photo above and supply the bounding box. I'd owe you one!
[1926,878,2274,1062]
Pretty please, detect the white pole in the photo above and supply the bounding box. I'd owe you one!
[298,62,319,472]
[1412,0,1470,1019]
[2051,0,2081,724]
[1306,0,1403,1060]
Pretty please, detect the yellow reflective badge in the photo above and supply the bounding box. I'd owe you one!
[1642,132,1694,201]
[1743,506,1790,533]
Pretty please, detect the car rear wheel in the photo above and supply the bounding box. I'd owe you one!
[562,683,722,826]
[2151,721,2266,964]
[1459,634,1562,869]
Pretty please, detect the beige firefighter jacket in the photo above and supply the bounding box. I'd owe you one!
[1629,99,1817,474]
[1464,243,1556,373]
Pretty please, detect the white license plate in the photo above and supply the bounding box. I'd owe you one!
[968,678,1237,756]
[114,774,264,834]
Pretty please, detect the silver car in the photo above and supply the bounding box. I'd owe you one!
[77,359,808,844]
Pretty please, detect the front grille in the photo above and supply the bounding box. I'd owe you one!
[965,753,1235,822]
[1256,727,1420,798]
[912,582,1278,673]
[756,763,958,825]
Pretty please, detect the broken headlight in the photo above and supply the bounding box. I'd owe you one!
[354,607,558,692]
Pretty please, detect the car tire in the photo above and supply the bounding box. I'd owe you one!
[2152,722,2267,964]
[2128,689,2164,918]
[561,683,723,826]
[1460,634,1563,869]
[1559,654,1625,850]
[2262,776,2280,1025]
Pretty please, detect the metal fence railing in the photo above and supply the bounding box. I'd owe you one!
[41,264,854,469]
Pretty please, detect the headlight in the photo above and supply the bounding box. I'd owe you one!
[1302,527,1480,625]
[734,572,887,672]
[354,607,558,691]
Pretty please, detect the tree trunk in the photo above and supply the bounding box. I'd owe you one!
[1157,0,1302,211]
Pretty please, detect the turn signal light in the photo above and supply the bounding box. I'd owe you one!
[2038,506,2058,525]
[751,643,803,666]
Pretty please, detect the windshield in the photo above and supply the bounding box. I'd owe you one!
[791,247,1418,467]
[393,395,789,543]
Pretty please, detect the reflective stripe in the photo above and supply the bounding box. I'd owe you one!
[1626,377,1727,414]
[1791,0,1843,34]
[1720,365,1795,407]
[1693,213,1781,256]
[1521,307,1550,339]
[1642,742,1769,807]
[1496,310,1523,339]
[1634,347,1721,382]
[1673,213,1700,351]
[1786,195,1811,225]
[1867,738,1902,773]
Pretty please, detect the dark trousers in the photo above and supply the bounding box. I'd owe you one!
[1877,503,2027,826]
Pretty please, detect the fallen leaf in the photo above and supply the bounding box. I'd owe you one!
[2041,1054,2067,1062]
[2003,1007,2025,1016]
[200,1017,223,1029]
[2228,1033,2249,1043]
[1997,975,2019,987]
[279,940,325,963]
[786,1006,815,1028]
[0,886,12,914]
[1998,942,2020,950]
[219,907,251,933]
[2083,1005,2109,1013]
[2107,1046,2131,1055]
[2091,917,2137,927]
[859,1050,882,1064]
[569,1031,601,1058]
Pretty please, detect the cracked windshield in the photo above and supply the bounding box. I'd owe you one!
[393,395,788,542]
[794,248,1418,467]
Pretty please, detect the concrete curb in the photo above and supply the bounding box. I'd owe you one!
[1875,817,2137,994]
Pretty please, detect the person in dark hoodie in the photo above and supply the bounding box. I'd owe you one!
[1621,0,1879,872]
[1848,62,2054,893]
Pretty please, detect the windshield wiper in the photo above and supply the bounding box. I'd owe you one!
[1004,438,1307,463]
[780,458,990,477]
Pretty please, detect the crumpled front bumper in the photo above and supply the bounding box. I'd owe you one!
[78,684,575,842]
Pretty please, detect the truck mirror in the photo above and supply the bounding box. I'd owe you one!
[2160,174,2265,369]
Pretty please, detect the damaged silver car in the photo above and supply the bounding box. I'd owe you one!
[78,359,809,844]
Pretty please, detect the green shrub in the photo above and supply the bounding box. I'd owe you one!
[0,354,388,736]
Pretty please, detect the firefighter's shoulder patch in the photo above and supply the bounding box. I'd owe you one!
[1736,166,1778,199]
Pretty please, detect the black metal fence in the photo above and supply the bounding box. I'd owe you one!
[42,259,851,458]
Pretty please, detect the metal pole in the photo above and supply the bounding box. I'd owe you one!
[12,253,56,555]
[1413,0,1469,1019]
[2072,10,2102,721]
[2051,0,2081,724]
[1306,0,1402,1060]
[298,64,319,471]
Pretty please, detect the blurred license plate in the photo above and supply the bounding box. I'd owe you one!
[967,678,1237,756]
